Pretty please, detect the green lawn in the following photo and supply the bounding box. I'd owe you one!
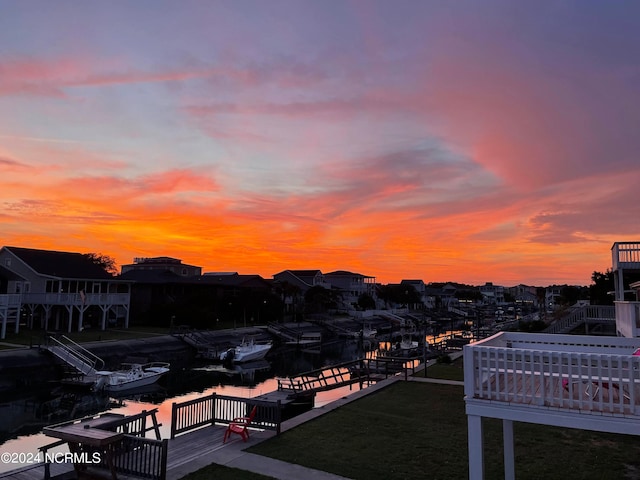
[180,464,275,480]
[418,358,465,382]
[0,326,172,347]
[244,381,640,480]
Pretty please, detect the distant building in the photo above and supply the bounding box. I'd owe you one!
[323,270,377,307]
[121,257,202,277]
[119,268,274,327]
[272,270,330,292]
[508,284,538,306]
[400,279,434,308]
[479,282,505,305]
[545,285,563,312]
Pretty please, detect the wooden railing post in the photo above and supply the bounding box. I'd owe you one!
[276,400,282,434]
[211,393,217,426]
[170,402,177,439]
[160,438,169,480]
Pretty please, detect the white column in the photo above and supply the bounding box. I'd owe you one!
[503,419,515,480]
[1,312,6,339]
[78,307,84,332]
[468,414,484,480]
[66,305,73,333]
[616,269,625,301]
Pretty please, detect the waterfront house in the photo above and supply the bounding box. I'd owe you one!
[401,279,436,309]
[464,241,640,480]
[0,246,131,339]
[323,270,377,308]
[120,268,275,328]
[272,269,331,292]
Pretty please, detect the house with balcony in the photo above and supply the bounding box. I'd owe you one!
[612,242,640,338]
[323,270,377,309]
[272,270,333,316]
[463,241,640,480]
[0,246,131,339]
[479,282,505,305]
[507,283,539,307]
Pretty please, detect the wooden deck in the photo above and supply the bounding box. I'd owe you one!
[1,425,252,480]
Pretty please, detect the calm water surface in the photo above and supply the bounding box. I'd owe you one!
[0,338,378,473]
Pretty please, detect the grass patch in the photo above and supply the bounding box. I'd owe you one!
[0,326,172,346]
[245,381,640,480]
[418,358,465,382]
[180,463,275,480]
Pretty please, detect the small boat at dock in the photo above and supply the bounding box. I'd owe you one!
[220,337,272,363]
[94,362,170,392]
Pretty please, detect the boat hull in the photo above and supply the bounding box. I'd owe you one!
[94,363,170,392]
[220,342,272,363]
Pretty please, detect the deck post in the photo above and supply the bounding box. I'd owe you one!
[210,393,217,426]
[170,402,177,439]
[468,414,484,480]
[503,419,515,480]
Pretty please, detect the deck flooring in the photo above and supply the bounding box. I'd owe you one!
[0,425,258,480]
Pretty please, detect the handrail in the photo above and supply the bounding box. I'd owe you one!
[47,334,105,371]
[170,393,282,439]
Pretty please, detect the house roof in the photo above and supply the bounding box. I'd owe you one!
[120,269,271,289]
[275,269,322,277]
[119,269,187,283]
[0,264,24,281]
[4,246,114,280]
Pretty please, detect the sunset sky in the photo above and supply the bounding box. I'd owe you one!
[1,1,639,286]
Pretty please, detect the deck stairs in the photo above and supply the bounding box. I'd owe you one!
[544,305,616,334]
[43,335,104,377]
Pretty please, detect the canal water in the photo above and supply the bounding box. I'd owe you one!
[0,337,378,474]
[0,324,474,474]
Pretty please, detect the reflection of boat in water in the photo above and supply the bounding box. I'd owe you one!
[219,338,272,363]
[194,359,271,384]
[108,383,168,404]
[36,391,112,422]
[94,362,170,392]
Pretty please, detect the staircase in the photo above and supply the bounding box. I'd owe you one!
[544,305,616,334]
[44,335,105,376]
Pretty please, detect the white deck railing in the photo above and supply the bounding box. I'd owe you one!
[20,292,130,305]
[0,294,21,307]
[464,332,640,417]
[612,242,640,270]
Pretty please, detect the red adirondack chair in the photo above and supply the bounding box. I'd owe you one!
[223,406,257,443]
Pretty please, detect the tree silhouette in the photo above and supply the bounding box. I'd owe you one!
[83,252,118,276]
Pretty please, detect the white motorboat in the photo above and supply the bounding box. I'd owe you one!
[348,324,377,339]
[219,338,272,363]
[94,362,170,392]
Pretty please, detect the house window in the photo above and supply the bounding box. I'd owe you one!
[24,282,30,293]
[4,258,10,267]
[182,268,187,276]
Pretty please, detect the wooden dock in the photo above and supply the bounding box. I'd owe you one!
[0,426,235,480]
